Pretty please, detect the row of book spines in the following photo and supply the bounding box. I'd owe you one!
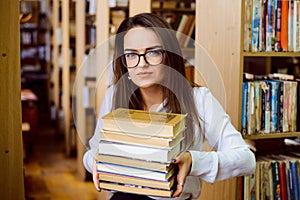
[164,14,195,48]
[244,0,300,52]
[241,79,298,135]
[240,155,300,200]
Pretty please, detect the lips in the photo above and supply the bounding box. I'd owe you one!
[136,71,153,76]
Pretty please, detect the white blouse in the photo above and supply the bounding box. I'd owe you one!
[83,86,256,200]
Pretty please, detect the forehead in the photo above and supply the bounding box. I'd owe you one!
[124,27,161,50]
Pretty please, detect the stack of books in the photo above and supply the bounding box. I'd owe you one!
[96,108,187,197]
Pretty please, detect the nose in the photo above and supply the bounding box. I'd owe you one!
[137,55,147,67]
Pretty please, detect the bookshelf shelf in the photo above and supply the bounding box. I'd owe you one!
[243,132,300,140]
[243,52,300,57]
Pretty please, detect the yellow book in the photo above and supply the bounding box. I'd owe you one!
[100,128,185,149]
[102,108,187,138]
[98,172,175,190]
[100,181,174,197]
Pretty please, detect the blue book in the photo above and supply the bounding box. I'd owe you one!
[290,160,299,200]
[252,0,261,52]
[241,82,249,135]
[268,80,279,133]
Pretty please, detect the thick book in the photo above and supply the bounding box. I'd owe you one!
[100,129,185,149]
[98,172,175,190]
[96,154,173,173]
[100,181,174,197]
[97,162,177,182]
[98,139,182,163]
[102,108,187,138]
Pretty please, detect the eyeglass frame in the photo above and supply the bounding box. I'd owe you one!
[121,49,166,68]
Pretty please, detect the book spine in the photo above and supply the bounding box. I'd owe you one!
[242,82,249,135]
[266,0,275,51]
[271,161,281,200]
[280,0,289,51]
[254,81,262,133]
[275,0,282,51]
[270,81,279,133]
[290,161,299,200]
[288,0,295,52]
[244,0,253,51]
[252,0,261,52]
[277,81,284,132]
[265,81,271,133]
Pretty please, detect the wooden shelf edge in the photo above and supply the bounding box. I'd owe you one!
[242,51,300,57]
[243,132,300,140]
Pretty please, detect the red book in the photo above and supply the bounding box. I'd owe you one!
[280,0,289,51]
[278,160,288,200]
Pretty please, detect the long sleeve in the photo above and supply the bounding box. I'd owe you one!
[82,86,114,173]
[188,87,256,183]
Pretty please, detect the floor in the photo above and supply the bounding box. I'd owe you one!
[23,116,110,200]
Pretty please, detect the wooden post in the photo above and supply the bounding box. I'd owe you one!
[129,0,151,17]
[0,0,25,199]
[195,0,241,199]
[75,0,87,181]
[62,0,71,156]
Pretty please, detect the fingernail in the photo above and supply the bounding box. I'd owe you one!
[171,158,176,163]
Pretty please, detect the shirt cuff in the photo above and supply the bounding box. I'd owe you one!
[188,150,219,183]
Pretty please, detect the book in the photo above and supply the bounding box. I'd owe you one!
[96,154,173,173]
[98,139,182,163]
[98,171,175,190]
[100,129,185,148]
[97,162,177,182]
[101,108,187,138]
[100,181,174,197]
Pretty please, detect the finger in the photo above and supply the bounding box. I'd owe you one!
[92,159,101,191]
[172,182,184,197]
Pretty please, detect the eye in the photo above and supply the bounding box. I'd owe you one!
[125,53,137,59]
[147,50,161,57]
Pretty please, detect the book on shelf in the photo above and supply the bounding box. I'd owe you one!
[98,139,182,163]
[101,108,187,138]
[97,161,177,182]
[100,129,185,148]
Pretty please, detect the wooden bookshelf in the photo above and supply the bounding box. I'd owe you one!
[239,0,300,199]
[0,0,25,198]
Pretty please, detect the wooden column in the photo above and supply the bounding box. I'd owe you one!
[129,0,151,17]
[75,0,87,181]
[52,0,60,121]
[95,0,110,114]
[0,0,25,199]
[62,0,71,156]
[195,0,241,200]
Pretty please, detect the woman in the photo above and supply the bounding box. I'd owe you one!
[83,13,256,200]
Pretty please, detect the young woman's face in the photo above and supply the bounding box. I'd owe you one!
[123,27,165,88]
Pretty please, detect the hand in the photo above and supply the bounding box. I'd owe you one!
[171,151,192,198]
[92,158,101,191]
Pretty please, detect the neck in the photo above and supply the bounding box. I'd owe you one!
[139,85,163,111]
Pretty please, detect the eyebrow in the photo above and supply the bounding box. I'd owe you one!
[124,45,163,52]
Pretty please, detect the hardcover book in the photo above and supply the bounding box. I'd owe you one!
[101,108,187,138]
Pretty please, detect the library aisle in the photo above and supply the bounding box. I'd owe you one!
[23,116,107,200]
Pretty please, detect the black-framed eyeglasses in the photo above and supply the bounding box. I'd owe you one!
[122,49,165,68]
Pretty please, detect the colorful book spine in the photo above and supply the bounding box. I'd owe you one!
[242,82,249,135]
[252,0,261,52]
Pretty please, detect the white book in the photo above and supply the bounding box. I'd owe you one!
[97,162,176,181]
[98,140,182,163]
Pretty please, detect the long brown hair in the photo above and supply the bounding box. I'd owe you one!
[111,13,202,148]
